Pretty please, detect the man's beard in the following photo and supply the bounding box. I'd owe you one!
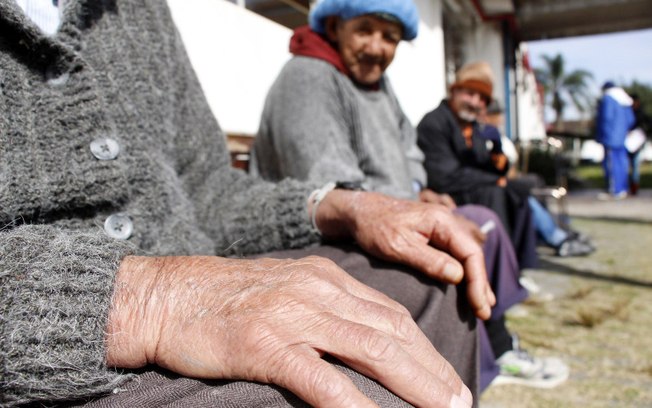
[457,107,479,123]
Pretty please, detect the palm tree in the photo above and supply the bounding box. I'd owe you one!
[534,53,594,126]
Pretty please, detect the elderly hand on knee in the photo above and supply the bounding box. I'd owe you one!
[106,255,472,408]
[315,191,496,320]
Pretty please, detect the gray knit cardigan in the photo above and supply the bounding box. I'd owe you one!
[250,56,427,200]
[0,0,319,405]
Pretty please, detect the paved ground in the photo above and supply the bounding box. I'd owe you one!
[564,189,652,222]
[480,189,652,408]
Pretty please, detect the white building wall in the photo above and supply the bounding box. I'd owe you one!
[461,23,506,104]
[515,44,547,142]
[386,0,447,125]
[168,0,447,133]
[168,0,292,135]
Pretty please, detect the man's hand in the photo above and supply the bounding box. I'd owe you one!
[107,256,472,408]
[418,189,457,210]
[316,191,495,320]
[490,153,508,173]
[418,191,484,244]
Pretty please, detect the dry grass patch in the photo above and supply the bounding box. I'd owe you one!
[567,299,631,328]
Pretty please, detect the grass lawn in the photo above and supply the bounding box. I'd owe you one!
[481,216,652,407]
[573,161,652,190]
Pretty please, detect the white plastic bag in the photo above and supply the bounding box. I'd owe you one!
[625,127,646,153]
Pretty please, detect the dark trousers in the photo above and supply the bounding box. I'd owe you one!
[455,185,538,270]
[455,205,528,391]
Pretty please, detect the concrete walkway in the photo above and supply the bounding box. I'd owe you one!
[564,188,652,222]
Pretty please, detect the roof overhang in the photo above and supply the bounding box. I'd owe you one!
[475,0,652,41]
[240,0,652,42]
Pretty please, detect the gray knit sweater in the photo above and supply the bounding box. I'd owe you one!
[0,0,320,405]
[250,56,426,200]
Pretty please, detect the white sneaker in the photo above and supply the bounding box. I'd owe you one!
[492,337,570,389]
[556,237,595,257]
[614,191,628,200]
[597,191,628,201]
[519,276,541,294]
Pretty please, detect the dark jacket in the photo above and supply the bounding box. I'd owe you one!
[417,100,538,269]
[416,100,502,196]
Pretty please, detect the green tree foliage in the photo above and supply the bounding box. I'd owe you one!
[535,53,594,125]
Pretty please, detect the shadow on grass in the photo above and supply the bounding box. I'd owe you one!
[571,215,652,226]
[538,258,652,289]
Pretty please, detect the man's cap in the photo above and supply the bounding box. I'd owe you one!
[486,99,503,115]
[451,61,494,103]
[602,80,615,90]
[309,0,419,41]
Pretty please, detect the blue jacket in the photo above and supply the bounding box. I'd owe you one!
[596,88,635,148]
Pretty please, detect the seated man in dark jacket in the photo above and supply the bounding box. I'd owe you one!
[417,61,540,269]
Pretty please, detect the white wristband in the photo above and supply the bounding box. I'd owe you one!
[308,181,337,235]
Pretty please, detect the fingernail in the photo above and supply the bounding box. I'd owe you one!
[450,393,470,408]
[444,263,463,283]
[460,386,473,405]
[488,290,497,306]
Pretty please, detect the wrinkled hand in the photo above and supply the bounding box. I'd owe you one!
[490,153,509,173]
[317,191,495,320]
[417,190,486,247]
[418,189,457,210]
[107,256,472,408]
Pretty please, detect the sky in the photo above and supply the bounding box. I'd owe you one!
[526,28,652,120]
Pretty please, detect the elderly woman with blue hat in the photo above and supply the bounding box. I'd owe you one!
[253,0,490,400]
[252,0,498,399]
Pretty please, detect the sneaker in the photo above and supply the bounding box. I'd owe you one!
[614,191,628,200]
[519,276,541,294]
[566,230,596,250]
[556,237,595,257]
[598,191,628,201]
[493,336,570,389]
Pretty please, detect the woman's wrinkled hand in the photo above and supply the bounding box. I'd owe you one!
[106,255,473,408]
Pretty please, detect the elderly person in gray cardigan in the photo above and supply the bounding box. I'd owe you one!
[0,0,494,407]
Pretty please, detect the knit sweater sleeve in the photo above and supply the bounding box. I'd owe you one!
[161,14,321,256]
[384,79,427,189]
[0,225,137,407]
[251,57,368,186]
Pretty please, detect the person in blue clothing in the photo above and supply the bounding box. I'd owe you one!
[596,81,636,199]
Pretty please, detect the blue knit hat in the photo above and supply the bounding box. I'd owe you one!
[309,0,419,41]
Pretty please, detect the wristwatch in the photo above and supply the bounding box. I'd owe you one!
[309,181,366,235]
